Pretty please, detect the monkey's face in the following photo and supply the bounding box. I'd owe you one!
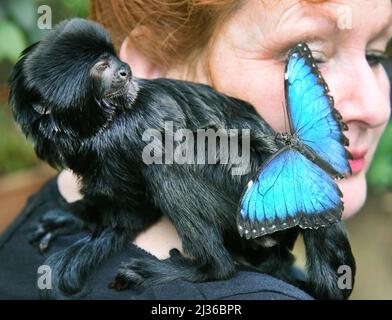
[8,18,143,167]
[9,18,141,145]
[90,55,133,100]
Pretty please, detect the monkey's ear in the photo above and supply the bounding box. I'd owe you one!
[119,36,166,79]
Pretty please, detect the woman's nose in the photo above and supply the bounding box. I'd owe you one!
[332,57,390,129]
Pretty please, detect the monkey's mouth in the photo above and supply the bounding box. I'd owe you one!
[105,79,130,98]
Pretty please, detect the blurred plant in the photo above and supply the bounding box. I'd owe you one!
[368,122,392,191]
[60,0,89,17]
[0,104,39,175]
[0,17,27,64]
[0,0,88,175]
[0,0,88,80]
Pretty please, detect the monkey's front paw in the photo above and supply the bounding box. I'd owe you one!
[29,209,85,254]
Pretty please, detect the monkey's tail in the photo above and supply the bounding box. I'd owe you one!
[302,222,356,300]
[40,228,129,300]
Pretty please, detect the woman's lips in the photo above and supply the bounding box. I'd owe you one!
[348,150,367,174]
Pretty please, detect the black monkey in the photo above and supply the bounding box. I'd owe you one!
[8,18,355,300]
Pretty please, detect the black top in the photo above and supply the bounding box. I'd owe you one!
[0,177,312,300]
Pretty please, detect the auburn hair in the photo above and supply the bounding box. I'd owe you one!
[90,1,242,70]
[90,0,334,79]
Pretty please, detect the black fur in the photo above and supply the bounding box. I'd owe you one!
[8,18,355,299]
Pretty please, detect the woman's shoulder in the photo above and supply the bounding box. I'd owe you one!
[0,178,312,300]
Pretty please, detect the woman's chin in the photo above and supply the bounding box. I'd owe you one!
[338,171,368,220]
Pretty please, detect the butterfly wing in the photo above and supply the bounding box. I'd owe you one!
[237,148,342,239]
[285,43,351,176]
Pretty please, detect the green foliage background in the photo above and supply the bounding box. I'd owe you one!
[0,0,391,191]
[367,122,392,191]
[0,0,88,174]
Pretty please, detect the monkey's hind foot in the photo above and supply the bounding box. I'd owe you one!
[29,209,85,254]
[109,249,235,291]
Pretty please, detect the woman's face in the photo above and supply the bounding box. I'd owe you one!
[175,0,391,219]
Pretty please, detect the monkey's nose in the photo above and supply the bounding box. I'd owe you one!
[116,64,131,81]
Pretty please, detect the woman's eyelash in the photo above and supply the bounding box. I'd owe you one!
[366,52,387,67]
[312,57,326,64]
[309,50,327,65]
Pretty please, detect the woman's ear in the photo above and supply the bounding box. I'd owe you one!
[119,36,165,79]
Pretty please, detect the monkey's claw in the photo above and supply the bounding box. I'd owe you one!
[29,209,84,254]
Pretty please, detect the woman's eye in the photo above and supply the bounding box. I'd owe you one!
[313,57,326,65]
[366,52,387,67]
[310,51,327,65]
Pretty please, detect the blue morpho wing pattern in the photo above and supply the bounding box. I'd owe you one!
[285,44,351,176]
[238,148,343,239]
[237,43,351,239]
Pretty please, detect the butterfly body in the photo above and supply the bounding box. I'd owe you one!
[238,43,351,240]
[275,132,310,155]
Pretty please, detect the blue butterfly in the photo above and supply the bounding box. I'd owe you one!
[237,43,352,239]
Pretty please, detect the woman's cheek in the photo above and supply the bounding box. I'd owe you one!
[211,62,287,132]
[340,172,367,219]
[245,79,286,133]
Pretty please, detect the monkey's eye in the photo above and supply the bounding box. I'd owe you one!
[94,60,110,72]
